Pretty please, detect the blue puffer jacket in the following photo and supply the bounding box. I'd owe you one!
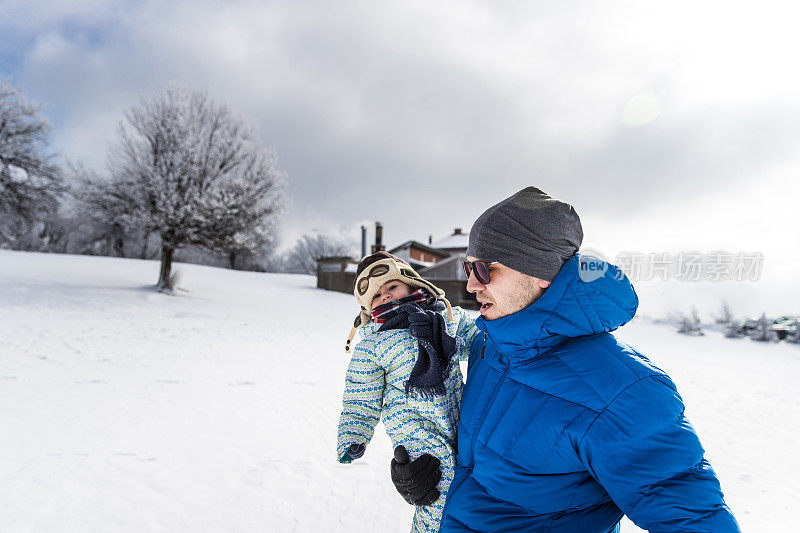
[440,254,740,532]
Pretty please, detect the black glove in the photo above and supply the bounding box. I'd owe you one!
[347,443,365,460]
[390,445,441,506]
[407,307,436,339]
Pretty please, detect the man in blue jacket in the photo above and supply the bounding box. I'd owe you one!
[390,187,740,532]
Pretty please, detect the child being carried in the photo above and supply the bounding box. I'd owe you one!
[336,251,477,533]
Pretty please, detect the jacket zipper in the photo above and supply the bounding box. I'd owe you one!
[445,334,509,520]
[470,361,509,461]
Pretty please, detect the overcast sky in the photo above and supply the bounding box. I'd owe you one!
[2,0,799,312]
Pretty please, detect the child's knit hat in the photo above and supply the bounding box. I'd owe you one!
[345,251,453,353]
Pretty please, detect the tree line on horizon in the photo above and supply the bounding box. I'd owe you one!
[0,81,351,290]
[666,301,800,344]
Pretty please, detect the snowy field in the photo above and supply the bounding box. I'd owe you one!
[1,250,797,532]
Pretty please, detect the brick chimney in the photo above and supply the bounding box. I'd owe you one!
[453,228,462,235]
[371,222,385,253]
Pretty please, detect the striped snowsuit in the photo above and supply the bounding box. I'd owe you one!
[337,306,476,533]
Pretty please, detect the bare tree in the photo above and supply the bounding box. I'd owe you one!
[283,233,351,274]
[0,81,63,245]
[103,86,284,290]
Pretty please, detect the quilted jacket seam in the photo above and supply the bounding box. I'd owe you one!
[576,374,674,449]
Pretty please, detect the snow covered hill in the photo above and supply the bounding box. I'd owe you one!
[1,250,797,532]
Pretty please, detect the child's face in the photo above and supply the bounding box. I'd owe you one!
[371,280,413,310]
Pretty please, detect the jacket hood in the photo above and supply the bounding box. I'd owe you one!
[476,253,639,361]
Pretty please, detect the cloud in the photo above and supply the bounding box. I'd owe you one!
[2,0,800,262]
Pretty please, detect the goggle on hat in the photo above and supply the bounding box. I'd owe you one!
[345,257,453,353]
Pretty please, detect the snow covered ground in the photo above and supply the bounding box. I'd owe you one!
[1,250,797,532]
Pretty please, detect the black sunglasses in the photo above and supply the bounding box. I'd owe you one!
[462,259,498,285]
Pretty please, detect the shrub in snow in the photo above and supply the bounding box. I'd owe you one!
[724,320,745,339]
[713,301,734,325]
[777,320,800,344]
[749,313,778,342]
[677,308,704,336]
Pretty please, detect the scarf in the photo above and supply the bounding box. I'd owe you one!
[371,289,436,322]
[370,289,434,323]
[376,290,457,397]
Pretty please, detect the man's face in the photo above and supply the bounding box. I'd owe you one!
[370,280,413,310]
[465,256,551,320]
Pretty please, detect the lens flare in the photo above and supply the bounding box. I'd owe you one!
[621,90,662,126]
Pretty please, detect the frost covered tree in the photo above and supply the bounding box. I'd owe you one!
[194,172,282,270]
[713,301,734,325]
[283,233,351,274]
[0,81,63,245]
[103,86,284,290]
[70,164,141,257]
[786,323,800,344]
[218,223,275,270]
[724,319,745,339]
[749,313,777,342]
[677,307,704,336]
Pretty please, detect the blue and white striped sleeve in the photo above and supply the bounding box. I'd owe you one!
[336,339,386,463]
[454,307,478,362]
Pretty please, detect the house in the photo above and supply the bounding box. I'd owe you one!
[422,228,468,281]
[316,228,478,310]
[316,256,358,294]
[431,228,468,255]
[388,240,450,271]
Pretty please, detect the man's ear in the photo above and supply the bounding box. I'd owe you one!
[538,279,551,289]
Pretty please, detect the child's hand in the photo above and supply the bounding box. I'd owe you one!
[406,305,435,338]
[347,443,365,460]
[390,446,441,506]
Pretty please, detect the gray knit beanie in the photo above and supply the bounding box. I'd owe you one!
[466,187,583,281]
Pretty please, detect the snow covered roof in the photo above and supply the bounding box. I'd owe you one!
[389,240,449,258]
[431,232,469,250]
[408,258,437,268]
